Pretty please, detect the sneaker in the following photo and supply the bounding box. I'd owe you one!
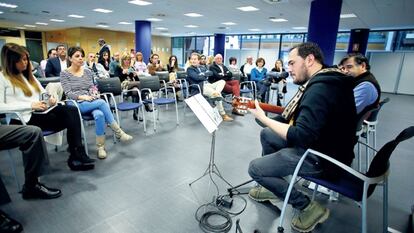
[291,201,330,233]
[248,186,282,205]
[221,114,233,122]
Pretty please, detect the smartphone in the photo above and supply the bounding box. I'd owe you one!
[41,93,50,107]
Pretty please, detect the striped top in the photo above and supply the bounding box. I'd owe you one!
[60,68,94,100]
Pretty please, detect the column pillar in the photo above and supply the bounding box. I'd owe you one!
[213,33,225,56]
[348,28,370,54]
[135,20,151,63]
[307,0,342,66]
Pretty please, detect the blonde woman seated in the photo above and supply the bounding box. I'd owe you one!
[134,52,149,76]
[0,43,94,171]
[60,46,133,159]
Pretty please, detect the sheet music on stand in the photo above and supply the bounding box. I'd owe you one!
[185,94,223,134]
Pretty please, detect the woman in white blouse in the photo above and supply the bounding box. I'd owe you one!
[0,43,94,171]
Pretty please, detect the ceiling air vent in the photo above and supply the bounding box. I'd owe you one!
[262,0,287,4]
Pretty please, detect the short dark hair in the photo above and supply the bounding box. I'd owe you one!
[67,46,85,66]
[290,42,324,65]
[56,44,65,51]
[256,57,265,66]
[339,53,370,71]
[47,48,56,58]
[229,57,237,64]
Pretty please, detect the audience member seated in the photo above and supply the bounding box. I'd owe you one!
[97,38,111,61]
[147,53,165,75]
[240,56,255,82]
[60,46,133,159]
[84,53,110,80]
[251,57,268,102]
[209,54,243,116]
[40,48,57,77]
[228,56,239,73]
[134,52,149,75]
[0,43,95,171]
[339,53,381,118]
[45,44,67,77]
[167,55,182,99]
[0,124,62,232]
[271,59,288,106]
[186,52,233,122]
[98,51,110,71]
[109,52,120,76]
[248,42,357,233]
[114,53,141,120]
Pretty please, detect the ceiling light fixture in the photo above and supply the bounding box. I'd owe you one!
[128,0,152,6]
[248,28,261,31]
[222,22,237,26]
[237,6,259,12]
[118,22,132,25]
[0,11,3,14]
[68,14,85,18]
[24,24,36,28]
[0,2,18,8]
[185,25,199,28]
[340,13,357,18]
[270,18,288,22]
[146,18,162,21]
[155,27,168,30]
[97,24,109,28]
[15,26,25,29]
[292,26,307,30]
[35,22,48,25]
[50,19,65,22]
[184,12,203,17]
[93,8,113,13]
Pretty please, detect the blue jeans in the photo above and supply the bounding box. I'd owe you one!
[248,127,323,210]
[78,99,116,136]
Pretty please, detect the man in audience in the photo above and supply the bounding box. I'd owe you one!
[0,124,62,232]
[40,48,57,77]
[45,45,67,77]
[240,56,255,81]
[97,38,111,61]
[186,53,233,122]
[248,42,357,232]
[109,52,120,76]
[339,53,381,118]
[209,54,243,116]
[85,53,110,80]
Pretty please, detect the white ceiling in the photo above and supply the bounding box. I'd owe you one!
[0,0,413,37]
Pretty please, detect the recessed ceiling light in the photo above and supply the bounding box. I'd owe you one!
[185,25,199,28]
[50,19,65,22]
[35,22,48,25]
[340,13,357,18]
[184,12,203,17]
[155,27,168,30]
[248,28,261,32]
[97,24,109,28]
[68,14,85,18]
[0,2,18,8]
[128,0,152,6]
[146,18,162,22]
[24,24,36,28]
[187,32,197,35]
[118,22,132,25]
[93,8,113,13]
[292,26,307,30]
[161,33,171,36]
[270,18,288,22]
[0,11,3,14]
[15,26,25,29]
[222,22,237,26]
[237,6,259,12]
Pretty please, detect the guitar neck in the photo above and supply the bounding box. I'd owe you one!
[249,102,284,114]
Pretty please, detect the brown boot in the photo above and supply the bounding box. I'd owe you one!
[221,114,234,122]
[109,122,133,142]
[96,136,107,159]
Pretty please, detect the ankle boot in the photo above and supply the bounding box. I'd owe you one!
[96,136,107,159]
[70,146,95,163]
[109,122,133,142]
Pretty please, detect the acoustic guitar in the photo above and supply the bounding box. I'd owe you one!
[232,96,284,114]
